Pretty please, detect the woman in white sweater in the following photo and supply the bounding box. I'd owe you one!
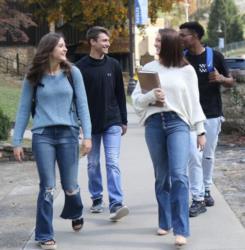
[132,28,206,246]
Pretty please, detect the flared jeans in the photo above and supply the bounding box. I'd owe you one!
[145,112,190,237]
[32,125,83,242]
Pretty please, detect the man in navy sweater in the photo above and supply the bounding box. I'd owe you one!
[76,26,129,221]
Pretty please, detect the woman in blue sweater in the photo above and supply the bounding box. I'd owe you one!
[12,33,92,250]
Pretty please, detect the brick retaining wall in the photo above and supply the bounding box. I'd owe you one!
[0,144,34,162]
[222,73,245,134]
[0,46,35,75]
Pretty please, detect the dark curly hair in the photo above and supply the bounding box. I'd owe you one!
[179,21,205,40]
[26,32,71,86]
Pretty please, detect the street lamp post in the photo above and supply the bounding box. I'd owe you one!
[217,20,226,53]
[127,0,136,96]
[184,0,189,22]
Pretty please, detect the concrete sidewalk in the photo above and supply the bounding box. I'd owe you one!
[24,105,245,250]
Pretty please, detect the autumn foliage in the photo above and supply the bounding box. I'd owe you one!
[0,0,185,42]
[149,0,183,23]
[0,0,36,42]
[26,0,183,38]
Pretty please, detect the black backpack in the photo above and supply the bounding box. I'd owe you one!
[31,72,76,118]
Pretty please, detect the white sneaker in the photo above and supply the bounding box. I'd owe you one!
[109,205,129,221]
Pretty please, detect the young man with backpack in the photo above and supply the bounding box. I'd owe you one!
[179,22,234,217]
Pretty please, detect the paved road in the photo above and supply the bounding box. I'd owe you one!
[23,106,245,250]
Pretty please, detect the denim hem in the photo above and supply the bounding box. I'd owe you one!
[173,231,190,237]
[60,192,83,220]
[35,235,55,242]
[60,213,83,220]
[192,197,205,201]
[109,201,123,211]
[92,195,103,202]
[159,226,172,231]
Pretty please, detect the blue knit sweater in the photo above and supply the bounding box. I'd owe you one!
[12,66,91,147]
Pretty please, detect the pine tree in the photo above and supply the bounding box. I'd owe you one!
[207,0,243,47]
[226,0,243,44]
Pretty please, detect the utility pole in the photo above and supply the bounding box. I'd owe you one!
[127,0,136,96]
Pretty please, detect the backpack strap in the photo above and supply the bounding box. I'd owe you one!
[183,49,188,57]
[184,47,214,73]
[31,86,37,118]
[66,70,78,117]
[31,83,44,118]
[67,71,75,101]
[205,46,214,72]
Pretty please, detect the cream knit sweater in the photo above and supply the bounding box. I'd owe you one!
[132,60,206,135]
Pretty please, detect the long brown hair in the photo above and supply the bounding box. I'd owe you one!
[158,28,188,68]
[26,32,71,85]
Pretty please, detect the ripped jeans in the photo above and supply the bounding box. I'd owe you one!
[188,117,222,201]
[32,126,83,242]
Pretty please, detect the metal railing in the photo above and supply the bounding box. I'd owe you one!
[0,54,27,75]
[215,40,245,56]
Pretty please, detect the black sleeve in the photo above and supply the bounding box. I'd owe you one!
[75,58,83,72]
[213,50,230,77]
[113,60,128,125]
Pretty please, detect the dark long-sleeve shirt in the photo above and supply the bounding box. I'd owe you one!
[76,55,127,134]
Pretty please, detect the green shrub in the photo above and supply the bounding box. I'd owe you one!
[0,108,11,140]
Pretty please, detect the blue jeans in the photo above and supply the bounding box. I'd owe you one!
[32,126,83,242]
[87,125,123,210]
[145,112,190,237]
[189,117,222,201]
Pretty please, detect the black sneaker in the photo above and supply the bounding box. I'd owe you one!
[109,204,129,221]
[204,190,215,207]
[189,200,207,217]
[90,198,104,213]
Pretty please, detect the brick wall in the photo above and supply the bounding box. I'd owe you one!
[0,144,34,162]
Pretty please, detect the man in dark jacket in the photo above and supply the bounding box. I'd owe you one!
[76,26,129,221]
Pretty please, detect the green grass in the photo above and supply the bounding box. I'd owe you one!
[0,77,33,146]
[0,79,21,122]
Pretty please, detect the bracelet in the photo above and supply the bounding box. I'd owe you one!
[198,132,205,136]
